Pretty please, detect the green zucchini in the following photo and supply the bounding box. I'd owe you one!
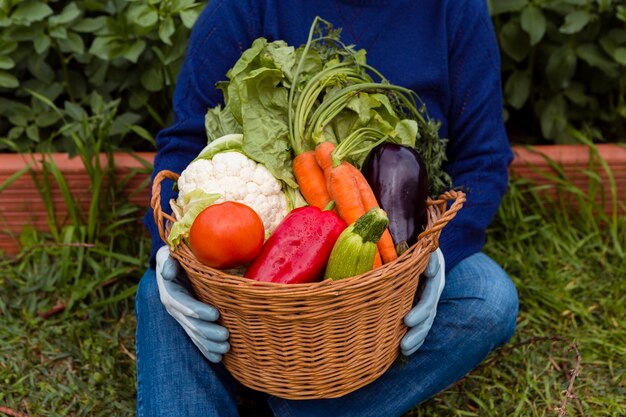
[324,208,389,280]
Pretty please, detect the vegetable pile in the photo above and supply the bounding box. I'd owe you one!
[166,17,450,283]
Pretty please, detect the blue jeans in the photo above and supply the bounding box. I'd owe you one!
[135,252,518,417]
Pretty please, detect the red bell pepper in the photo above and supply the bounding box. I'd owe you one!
[244,205,346,284]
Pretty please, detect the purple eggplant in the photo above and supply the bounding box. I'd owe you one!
[362,143,429,254]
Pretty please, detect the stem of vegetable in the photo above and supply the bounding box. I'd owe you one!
[306,83,428,144]
[352,208,389,244]
[331,127,390,167]
[324,200,336,211]
[288,16,322,152]
[288,17,379,154]
[293,65,363,151]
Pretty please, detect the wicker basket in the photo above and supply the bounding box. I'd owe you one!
[151,170,465,399]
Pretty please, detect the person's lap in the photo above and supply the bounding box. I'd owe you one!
[135,269,240,416]
[135,252,518,417]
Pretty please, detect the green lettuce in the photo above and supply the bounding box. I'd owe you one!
[224,40,298,187]
[167,190,221,249]
[204,106,242,142]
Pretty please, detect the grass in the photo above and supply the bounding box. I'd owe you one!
[0,151,148,416]
[410,175,626,416]
[1,159,625,416]
[0,179,147,416]
[0,99,151,417]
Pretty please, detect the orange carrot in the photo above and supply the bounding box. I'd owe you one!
[375,223,397,263]
[327,162,366,225]
[321,140,396,265]
[292,151,332,209]
[314,141,336,178]
[328,161,385,267]
[348,164,398,264]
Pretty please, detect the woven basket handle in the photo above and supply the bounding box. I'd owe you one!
[150,169,180,244]
[418,189,466,243]
[150,168,466,247]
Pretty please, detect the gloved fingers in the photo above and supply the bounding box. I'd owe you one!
[404,274,441,327]
[423,248,442,278]
[156,246,192,288]
[400,322,431,353]
[204,352,223,364]
[433,249,446,297]
[156,246,173,273]
[194,337,231,355]
[186,318,230,342]
[409,250,444,317]
[401,339,425,357]
[159,278,220,321]
[187,336,229,363]
[419,258,445,305]
[187,302,220,322]
[165,312,229,352]
[403,303,431,328]
[161,256,181,281]
[179,326,230,363]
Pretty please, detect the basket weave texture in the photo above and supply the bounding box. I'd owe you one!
[152,170,465,399]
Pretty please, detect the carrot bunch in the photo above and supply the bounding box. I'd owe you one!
[293,141,398,266]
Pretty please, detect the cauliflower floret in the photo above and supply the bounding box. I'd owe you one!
[177,152,289,235]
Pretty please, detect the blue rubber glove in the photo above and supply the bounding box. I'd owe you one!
[400,248,445,356]
[155,246,230,363]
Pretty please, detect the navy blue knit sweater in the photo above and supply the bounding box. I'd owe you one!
[145,0,513,271]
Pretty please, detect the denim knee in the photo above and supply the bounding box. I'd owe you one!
[448,253,519,347]
[136,269,160,314]
[475,254,518,345]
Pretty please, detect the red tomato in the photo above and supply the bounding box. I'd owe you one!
[189,201,265,269]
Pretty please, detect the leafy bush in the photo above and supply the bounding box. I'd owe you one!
[1,1,625,152]
[0,0,205,153]
[489,0,626,144]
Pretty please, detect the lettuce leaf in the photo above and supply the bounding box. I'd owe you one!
[204,105,242,142]
[167,190,221,249]
[218,38,299,188]
[194,133,244,162]
[238,67,296,187]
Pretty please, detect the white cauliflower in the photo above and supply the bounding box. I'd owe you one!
[176,151,288,235]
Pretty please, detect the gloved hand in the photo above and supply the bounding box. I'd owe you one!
[400,248,445,356]
[155,246,230,363]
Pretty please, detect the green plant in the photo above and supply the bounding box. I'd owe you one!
[0,76,150,416]
[489,0,626,144]
[0,0,205,153]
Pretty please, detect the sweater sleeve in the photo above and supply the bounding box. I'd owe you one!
[438,0,514,271]
[144,0,259,268]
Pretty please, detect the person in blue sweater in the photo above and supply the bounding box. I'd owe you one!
[136,1,519,416]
